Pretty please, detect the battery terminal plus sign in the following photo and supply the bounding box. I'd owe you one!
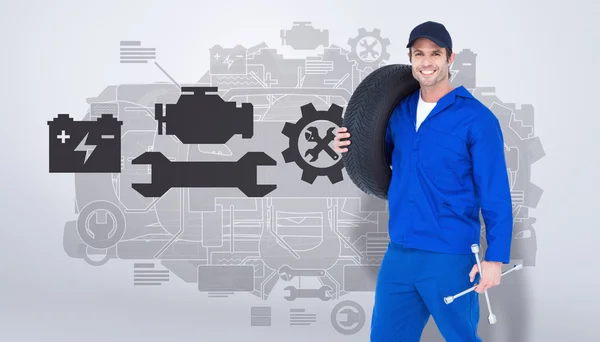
[57,130,70,143]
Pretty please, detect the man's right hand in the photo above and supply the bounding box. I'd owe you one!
[334,127,351,153]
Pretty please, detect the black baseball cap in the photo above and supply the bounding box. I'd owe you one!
[406,21,452,51]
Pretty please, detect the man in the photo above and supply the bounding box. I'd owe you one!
[334,21,513,341]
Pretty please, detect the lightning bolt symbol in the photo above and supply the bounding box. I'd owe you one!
[75,132,96,164]
[450,69,459,83]
[223,54,233,69]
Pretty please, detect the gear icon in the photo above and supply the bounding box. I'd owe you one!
[282,103,344,184]
[347,28,391,72]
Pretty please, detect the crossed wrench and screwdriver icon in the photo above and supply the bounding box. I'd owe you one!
[444,244,523,324]
[359,39,379,59]
[304,126,339,162]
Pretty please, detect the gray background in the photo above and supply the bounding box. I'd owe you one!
[2,0,599,341]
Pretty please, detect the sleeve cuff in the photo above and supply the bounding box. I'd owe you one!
[484,247,511,264]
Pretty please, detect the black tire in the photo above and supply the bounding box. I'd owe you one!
[341,64,420,200]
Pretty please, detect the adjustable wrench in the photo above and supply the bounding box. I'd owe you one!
[131,151,277,198]
[284,285,332,301]
[278,265,325,281]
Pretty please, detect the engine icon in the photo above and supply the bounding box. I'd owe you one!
[154,87,254,144]
[280,22,329,50]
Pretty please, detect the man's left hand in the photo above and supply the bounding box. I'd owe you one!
[469,261,502,293]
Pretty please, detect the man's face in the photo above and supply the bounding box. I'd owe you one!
[408,38,455,87]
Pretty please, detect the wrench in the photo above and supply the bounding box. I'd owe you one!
[304,127,338,162]
[278,265,325,281]
[359,40,379,59]
[131,151,277,198]
[284,285,332,301]
[473,244,497,324]
[444,263,522,304]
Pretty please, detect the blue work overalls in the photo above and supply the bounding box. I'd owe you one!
[370,86,513,341]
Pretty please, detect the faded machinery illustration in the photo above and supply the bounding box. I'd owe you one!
[49,22,544,335]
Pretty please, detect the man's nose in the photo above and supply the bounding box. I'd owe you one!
[421,57,433,66]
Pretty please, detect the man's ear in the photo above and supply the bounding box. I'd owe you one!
[448,51,456,65]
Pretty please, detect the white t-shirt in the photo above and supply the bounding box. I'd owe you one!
[416,90,437,131]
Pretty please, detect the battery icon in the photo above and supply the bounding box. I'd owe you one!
[48,113,123,173]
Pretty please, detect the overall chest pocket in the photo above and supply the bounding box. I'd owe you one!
[417,128,470,183]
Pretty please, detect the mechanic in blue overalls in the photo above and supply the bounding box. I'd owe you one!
[335,21,513,341]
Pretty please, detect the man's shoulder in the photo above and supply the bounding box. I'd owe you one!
[397,88,420,107]
[455,98,503,144]
[456,90,498,124]
[390,88,419,117]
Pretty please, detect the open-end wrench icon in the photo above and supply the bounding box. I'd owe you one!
[131,151,277,198]
[284,285,333,301]
[278,265,325,281]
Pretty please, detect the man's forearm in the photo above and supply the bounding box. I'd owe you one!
[482,204,513,264]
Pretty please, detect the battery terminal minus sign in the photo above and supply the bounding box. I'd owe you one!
[101,135,115,139]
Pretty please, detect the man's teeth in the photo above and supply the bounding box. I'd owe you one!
[421,70,435,75]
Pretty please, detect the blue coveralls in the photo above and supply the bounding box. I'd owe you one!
[370,86,513,341]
